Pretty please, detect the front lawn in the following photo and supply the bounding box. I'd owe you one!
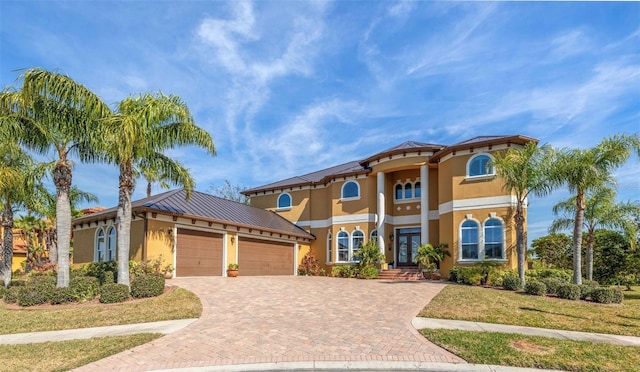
[0,287,201,334]
[422,329,640,372]
[419,284,640,336]
[0,334,161,371]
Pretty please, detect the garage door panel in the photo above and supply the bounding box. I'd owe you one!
[238,237,293,276]
[176,229,223,276]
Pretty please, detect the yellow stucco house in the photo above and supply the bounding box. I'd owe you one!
[72,189,314,277]
[73,134,535,278]
[243,135,536,276]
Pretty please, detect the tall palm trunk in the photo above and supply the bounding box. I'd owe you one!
[1,200,14,288]
[116,160,134,286]
[585,230,594,281]
[54,161,72,288]
[572,192,585,284]
[515,201,526,287]
[46,228,57,265]
[146,182,152,198]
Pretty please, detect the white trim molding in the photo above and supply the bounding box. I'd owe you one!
[439,195,523,215]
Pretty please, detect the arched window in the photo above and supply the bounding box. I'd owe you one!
[107,226,116,261]
[342,181,360,199]
[370,229,378,244]
[460,220,479,259]
[414,182,421,198]
[404,182,413,199]
[484,218,504,259]
[95,228,106,262]
[337,231,349,262]
[395,184,403,200]
[277,193,292,209]
[467,154,494,177]
[327,232,332,263]
[352,230,365,259]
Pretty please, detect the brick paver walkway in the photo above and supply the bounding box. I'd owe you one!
[75,276,464,371]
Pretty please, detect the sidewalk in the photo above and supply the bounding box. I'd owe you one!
[0,318,197,345]
[412,317,640,346]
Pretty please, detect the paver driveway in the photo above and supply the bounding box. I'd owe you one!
[76,276,464,371]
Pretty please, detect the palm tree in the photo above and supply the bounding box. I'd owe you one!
[550,186,640,280]
[554,134,638,284]
[492,142,558,287]
[0,142,44,287]
[101,92,215,286]
[140,167,171,198]
[35,186,99,265]
[0,68,111,287]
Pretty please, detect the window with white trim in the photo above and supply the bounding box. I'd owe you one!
[277,193,292,209]
[337,231,349,262]
[484,218,504,259]
[327,232,332,263]
[414,182,421,198]
[107,226,116,261]
[404,182,412,199]
[467,154,494,177]
[95,228,106,262]
[370,229,378,244]
[341,181,360,199]
[395,184,403,200]
[352,230,364,259]
[460,220,479,260]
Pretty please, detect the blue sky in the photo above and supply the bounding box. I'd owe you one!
[1,1,639,244]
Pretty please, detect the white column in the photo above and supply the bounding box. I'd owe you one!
[376,171,385,254]
[420,164,429,245]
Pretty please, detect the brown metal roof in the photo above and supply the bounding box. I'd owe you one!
[73,189,315,240]
[243,136,537,194]
[429,135,538,163]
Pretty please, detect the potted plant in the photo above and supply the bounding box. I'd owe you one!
[227,263,239,277]
[162,264,175,279]
[414,243,448,279]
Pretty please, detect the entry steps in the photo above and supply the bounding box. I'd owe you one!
[378,267,422,281]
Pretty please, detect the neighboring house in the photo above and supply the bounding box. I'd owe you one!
[243,135,537,276]
[72,189,314,277]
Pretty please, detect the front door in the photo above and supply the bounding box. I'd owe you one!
[396,228,421,266]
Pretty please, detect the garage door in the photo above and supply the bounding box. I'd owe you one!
[176,229,223,276]
[238,237,294,276]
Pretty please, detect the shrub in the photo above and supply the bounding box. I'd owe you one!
[9,279,26,287]
[357,266,379,279]
[99,283,130,303]
[69,276,99,302]
[131,273,165,298]
[487,270,516,287]
[524,281,547,296]
[4,287,19,303]
[556,283,581,300]
[578,280,599,300]
[525,269,572,282]
[502,275,521,291]
[16,276,57,307]
[331,265,358,278]
[449,268,460,283]
[541,277,565,295]
[298,251,321,276]
[0,286,4,299]
[591,287,623,304]
[50,287,77,305]
[84,261,118,285]
[454,267,484,286]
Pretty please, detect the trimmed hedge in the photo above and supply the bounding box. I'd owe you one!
[99,283,130,304]
[131,273,165,298]
[357,266,379,279]
[541,277,566,295]
[50,287,77,305]
[0,286,4,299]
[525,269,572,282]
[332,265,359,278]
[69,276,99,302]
[17,276,57,307]
[556,283,581,300]
[591,287,623,304]
[524,281,547,296]
[4,287,19,303]
[502,275,521,291]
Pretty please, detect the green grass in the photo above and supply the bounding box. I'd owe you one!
[0,288,201,335]
[419,284,640,336]
[0,333,161,372]
[422,329,640,372]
